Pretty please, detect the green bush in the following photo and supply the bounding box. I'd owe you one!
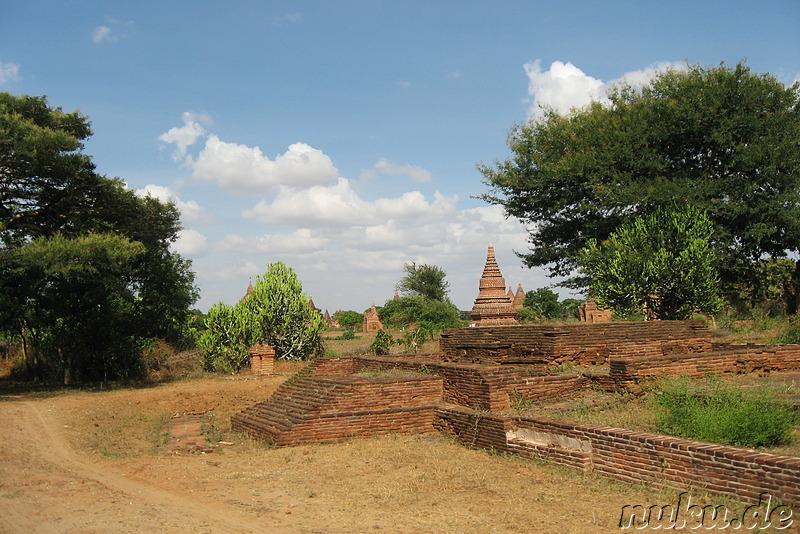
[370,330,394,355]
[653,377,797,448]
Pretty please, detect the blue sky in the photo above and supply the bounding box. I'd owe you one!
[2,1,799,313]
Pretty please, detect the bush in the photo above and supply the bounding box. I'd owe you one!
[370,330,394,355]
[653,376,797,448]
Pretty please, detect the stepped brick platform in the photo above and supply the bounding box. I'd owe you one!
[231,360,442,446]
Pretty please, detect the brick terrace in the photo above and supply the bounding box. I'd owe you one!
[232,321,800,507]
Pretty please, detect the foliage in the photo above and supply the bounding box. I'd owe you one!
[524,287,561,319]
[370,329,394,355]
[653,376,797,448]
[379,294,463,331]
[333,310,363,330]
[399,325,433,353]
[580,205,723,320]
[200,262,324,370]
[396,262,450,301]
[0,92,198,383]
[339,329,357,340]
[198,302,250,373]
[479,62,800,310]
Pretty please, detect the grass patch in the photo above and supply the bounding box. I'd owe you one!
[652,376,798,448]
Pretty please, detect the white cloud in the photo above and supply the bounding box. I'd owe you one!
[159,112,211,161]
[608,61,688,90]
[445,71,463,80]
[135,184,207,226]
[525,59,690,119]
[218,228,329,254]
[173,229,209,256]
[524,60,605,118]
[92,17,133,44]
[242,178,456,227]
[0,59,21,84]
[189,137,339,195]
[92,26,113,43]
[361,158,433,182]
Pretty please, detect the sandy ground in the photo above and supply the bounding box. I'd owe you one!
[0,366,766,533]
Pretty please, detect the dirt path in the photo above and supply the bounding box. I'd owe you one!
[0,397,287,534]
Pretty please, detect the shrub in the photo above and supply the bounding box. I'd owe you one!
[370,330,394,355]
[653,376,797,448]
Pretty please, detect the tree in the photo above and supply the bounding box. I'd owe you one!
[580,206,723,320]
[396,262,450,301]
[200,262,324,369]
[379,294,463,331]
[333,310,363,330]
[238,262,324,361]
[479,62,800,311]
[524,288,561,319]
[0,92,198,381]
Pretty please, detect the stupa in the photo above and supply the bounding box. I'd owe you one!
[513,284,526,309]
[469,244,519,326]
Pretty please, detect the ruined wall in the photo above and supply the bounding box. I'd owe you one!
[610,344,800,388]
[439,321,712,364]
[435,408,800,507]
[232,363,442,447]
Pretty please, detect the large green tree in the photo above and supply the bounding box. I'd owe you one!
[580,206,723,320]
[0,92,198,381]
[479,62,800,311]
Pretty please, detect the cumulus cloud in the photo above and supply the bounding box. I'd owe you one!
[219,228,329,254]
[242,178,456,227]
[159,112,211,161]
[524,60,605,118]
[190,137,339,195]
[135,184,207,226]
[525,59,690,119]
[173,229,209,256]
[361,158,433,182]
[0,59,21,84]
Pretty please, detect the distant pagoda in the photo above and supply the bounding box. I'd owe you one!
[469,244,519,326]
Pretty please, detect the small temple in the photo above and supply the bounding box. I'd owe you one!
[469,244,520,326]
[362,303,384,332]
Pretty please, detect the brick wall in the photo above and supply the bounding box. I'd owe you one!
[610,344,800,388]
[435,407,800,507]
[439,321,711,364]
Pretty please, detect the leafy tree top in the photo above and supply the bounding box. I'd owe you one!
[396,262,450,301]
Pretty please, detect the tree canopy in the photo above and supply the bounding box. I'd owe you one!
[0,92,198,382]
[479,62,800,311]
[396,262,450,301]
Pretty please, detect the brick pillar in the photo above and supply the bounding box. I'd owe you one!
[249,344,275,376]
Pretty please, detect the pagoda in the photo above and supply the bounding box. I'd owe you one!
[469,244,519,326]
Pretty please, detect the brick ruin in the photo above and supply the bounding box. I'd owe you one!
[232,244,799,507]
[232,320,800,507]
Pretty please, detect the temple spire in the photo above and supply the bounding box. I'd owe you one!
[469,244,519,326]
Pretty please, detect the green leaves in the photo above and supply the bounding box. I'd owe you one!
[200,262,324,370]
[580,206,723,320]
